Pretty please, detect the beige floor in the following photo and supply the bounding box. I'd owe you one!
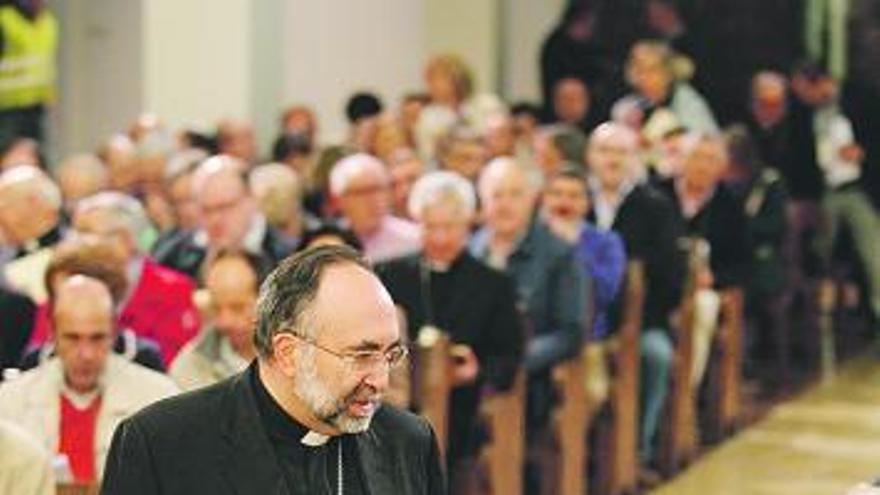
[652,353,880,495]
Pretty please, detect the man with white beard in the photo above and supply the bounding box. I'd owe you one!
[101,246,445,495]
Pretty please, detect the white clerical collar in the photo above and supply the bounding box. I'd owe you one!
[301,430,331,447]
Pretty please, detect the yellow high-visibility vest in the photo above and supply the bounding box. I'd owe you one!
[0,6,57,110]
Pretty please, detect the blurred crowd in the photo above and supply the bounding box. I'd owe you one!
[0,0,878,493]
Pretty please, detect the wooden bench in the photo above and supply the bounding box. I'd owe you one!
[481,371,526,495]
[658,241,704,476]
[591,261,645,495]
[57,484,98,495]
[703,288,745,442]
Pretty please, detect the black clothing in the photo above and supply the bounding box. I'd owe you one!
[100,363,445,495]
[151,227,294,282]
[0,286,34,373]
[250,366,365,495]
[591,184,686,330]
[377,252,524,460]
[656,179,751,289]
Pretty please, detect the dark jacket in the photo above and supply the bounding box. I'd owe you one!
[656,179,751,289]
[151,227,294,282]
[470,220,587,374]
[377,252,524,459]
[0,287,35,372]
[100,365,446,495]
[591,184,686,330]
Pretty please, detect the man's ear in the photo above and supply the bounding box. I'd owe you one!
[272,333,299,376]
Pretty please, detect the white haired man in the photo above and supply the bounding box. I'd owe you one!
[0,164,65,301]
[377,171,524,492]
[62,192,199,364]
[330,153,421,263]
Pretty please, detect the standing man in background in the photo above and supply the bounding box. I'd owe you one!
[0,0,57,150]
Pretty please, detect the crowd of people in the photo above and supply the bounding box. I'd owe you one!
[0,1,878,493]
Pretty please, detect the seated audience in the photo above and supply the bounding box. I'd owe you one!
[435,125,488,183]
[153,154,295,280]
[541,166,626,340]
[533,124,587,181]
[586,123,685,472]
[329,153,421,263]
[470,156,587,491]
[54,154,109,213]
[549,77,598,133]
[216,118,258,167]
[171,250,262,391]
[378,171,524,492]
[22,237,165,373]
[96,134,139,195]
[27,192,200,364]
[386,147,425,219]
[0,165,66,302]
[0,276,178,484]
[249,163,317,252]
[415,54,505,160]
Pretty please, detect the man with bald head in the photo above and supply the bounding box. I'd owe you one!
[586,122,685,472]
[170,250,262,391]
[469,156,587,490]
[217,118,258,166]
[102,246,445,495]
[97,134,139,194]
[54,154,109,212]
[154,154,295,280]
[0,275,177,485]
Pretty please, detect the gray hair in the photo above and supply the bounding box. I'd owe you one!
[164,148,208,184]
[408,171,475,220]
[328,153,388,197]
[477,156,536,201]
[75,191,150,245]
[254,245,372,357]
[0,165,62,211]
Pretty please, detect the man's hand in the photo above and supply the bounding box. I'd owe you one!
[448,344,479,386]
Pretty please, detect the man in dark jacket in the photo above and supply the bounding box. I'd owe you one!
[586,123,685,469]
[152,155,294,282]
[101,246,445,495]
[378,171,523,492]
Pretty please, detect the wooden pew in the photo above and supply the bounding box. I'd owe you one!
[657,241,705,476]
[552,347,590,495]
[413,327,453,456]
[703,288,745,442]
[57,484,98,495]
[592,261,645,495]
[481,370,526,495]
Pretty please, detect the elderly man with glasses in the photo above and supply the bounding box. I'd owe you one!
[101,246,445,495]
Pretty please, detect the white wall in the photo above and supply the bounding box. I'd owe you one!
[501,0,566,104]
[51,0,560,158]
[53,0,144,158]
[282,0,425,144]
[142,0,253,134]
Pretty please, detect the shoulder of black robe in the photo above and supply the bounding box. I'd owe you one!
[101,364,446,495]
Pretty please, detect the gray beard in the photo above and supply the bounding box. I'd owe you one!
[293,350,378,433]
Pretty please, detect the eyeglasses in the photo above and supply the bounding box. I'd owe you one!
[289,333,409,374]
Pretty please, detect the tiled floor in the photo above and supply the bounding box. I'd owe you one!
[652,352,880,495]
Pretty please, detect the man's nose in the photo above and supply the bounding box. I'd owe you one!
[361,365,391,392]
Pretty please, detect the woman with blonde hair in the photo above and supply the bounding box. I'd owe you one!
[415,53,505,161]
[618,40,718,140]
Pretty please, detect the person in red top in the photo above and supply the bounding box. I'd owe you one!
[0,275,178,484]
[27,192,200,364]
